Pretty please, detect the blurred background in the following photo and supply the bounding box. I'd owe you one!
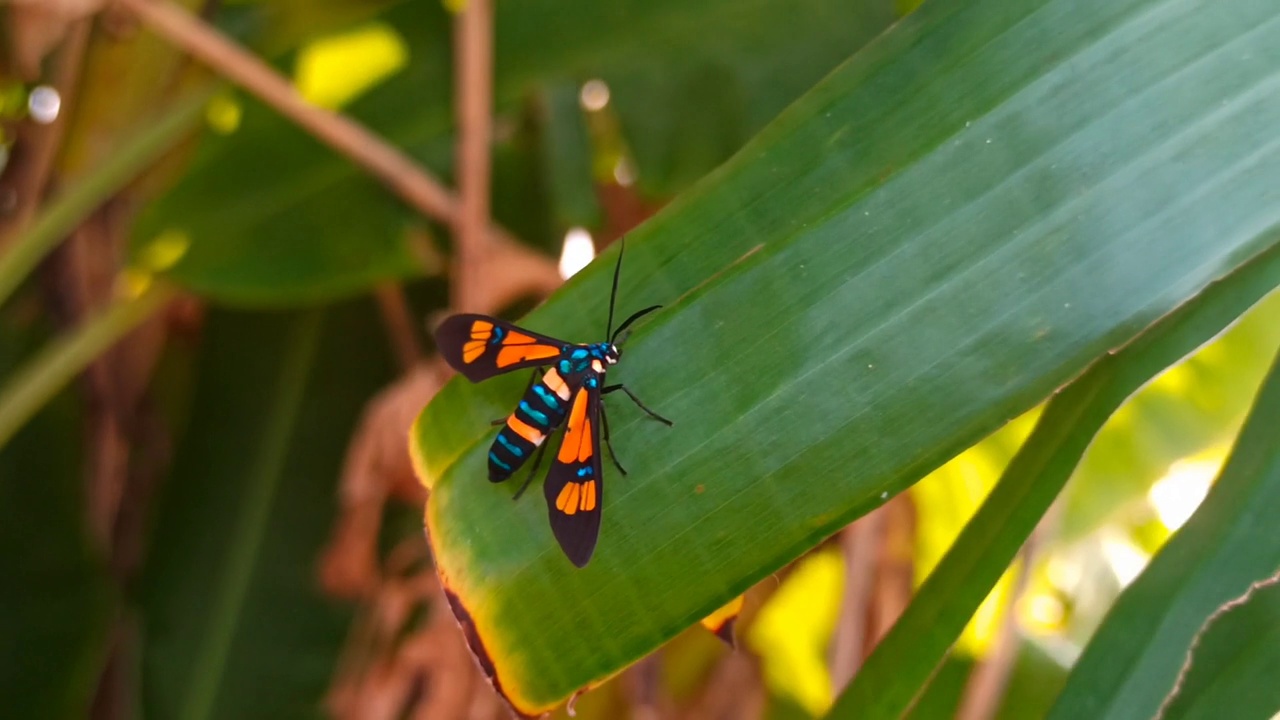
[2,0,1277,718]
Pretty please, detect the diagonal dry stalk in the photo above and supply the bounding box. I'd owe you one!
[112,0,561,311]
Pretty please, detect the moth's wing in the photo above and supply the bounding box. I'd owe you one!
[435,314,566,382]
[543,382,603,567]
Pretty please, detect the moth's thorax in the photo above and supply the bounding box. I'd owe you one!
[558,342,616,377]
[599,342,620,365]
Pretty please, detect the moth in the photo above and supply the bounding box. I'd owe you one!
[435,242,671,566]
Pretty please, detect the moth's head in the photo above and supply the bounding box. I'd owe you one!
[604,343,620,365]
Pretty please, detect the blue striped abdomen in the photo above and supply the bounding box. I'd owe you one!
[488,368,572,481]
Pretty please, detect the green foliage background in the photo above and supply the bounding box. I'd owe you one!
[1,0,1279,717]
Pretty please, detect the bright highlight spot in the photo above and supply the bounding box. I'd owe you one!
[28,85,60,124]
[1148,458,1217,531]
[115,269,152,299]
[295,23,408,109]
[140,229,191,271]
[612,157,636,186]
[579,79,610,111]
[558,228,595,279]
[1020,592,1065,630]
[205,94,242,135]
[1101,532,1150,587]
[1046,554,1083,593]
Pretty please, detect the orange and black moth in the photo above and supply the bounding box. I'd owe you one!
[434,242,671,567]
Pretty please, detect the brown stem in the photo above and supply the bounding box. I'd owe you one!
[372,284,422,371]
[452,0,494,312]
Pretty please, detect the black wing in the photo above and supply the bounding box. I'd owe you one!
[543,381,603,567]
[435,314,567,382]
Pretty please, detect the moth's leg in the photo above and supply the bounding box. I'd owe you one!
[599,401,627,476]
[513,440,550,501]
[602,384,673,426]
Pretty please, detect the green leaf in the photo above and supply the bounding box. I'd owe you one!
[1159,573,1280,720]
[413,0,1280,711]
[140,303,395,720]
[132,0,898,305]
[828,233,1280,720]
[1046,346,1280,719]
[0,294,113,719]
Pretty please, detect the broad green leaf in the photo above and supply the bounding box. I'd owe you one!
[411,0,1280,712]
[1046,345,1280,719]
[140,304,395,719]
[828,235,1280,720]
[1159,573,1280,720]
[131,0,897,305]
[0,293,112,719]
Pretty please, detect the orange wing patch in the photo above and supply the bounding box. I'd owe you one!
[462,320,494,364]
[497,343,560,367]
[556,482,580,514]
[555,480,597,515]
[557,390,593,463]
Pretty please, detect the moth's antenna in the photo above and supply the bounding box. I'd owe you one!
[612,305,662,344]
[606,238,625,339]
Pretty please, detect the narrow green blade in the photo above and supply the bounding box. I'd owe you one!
[1046,350,1280,719]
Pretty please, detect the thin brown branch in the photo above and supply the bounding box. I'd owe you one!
[113,0,458,223]
[372,284,422,371]
[452,0,494,312]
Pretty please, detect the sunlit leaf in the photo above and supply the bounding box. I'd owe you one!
[747,550,843,717]
[1046,345,1280,720]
